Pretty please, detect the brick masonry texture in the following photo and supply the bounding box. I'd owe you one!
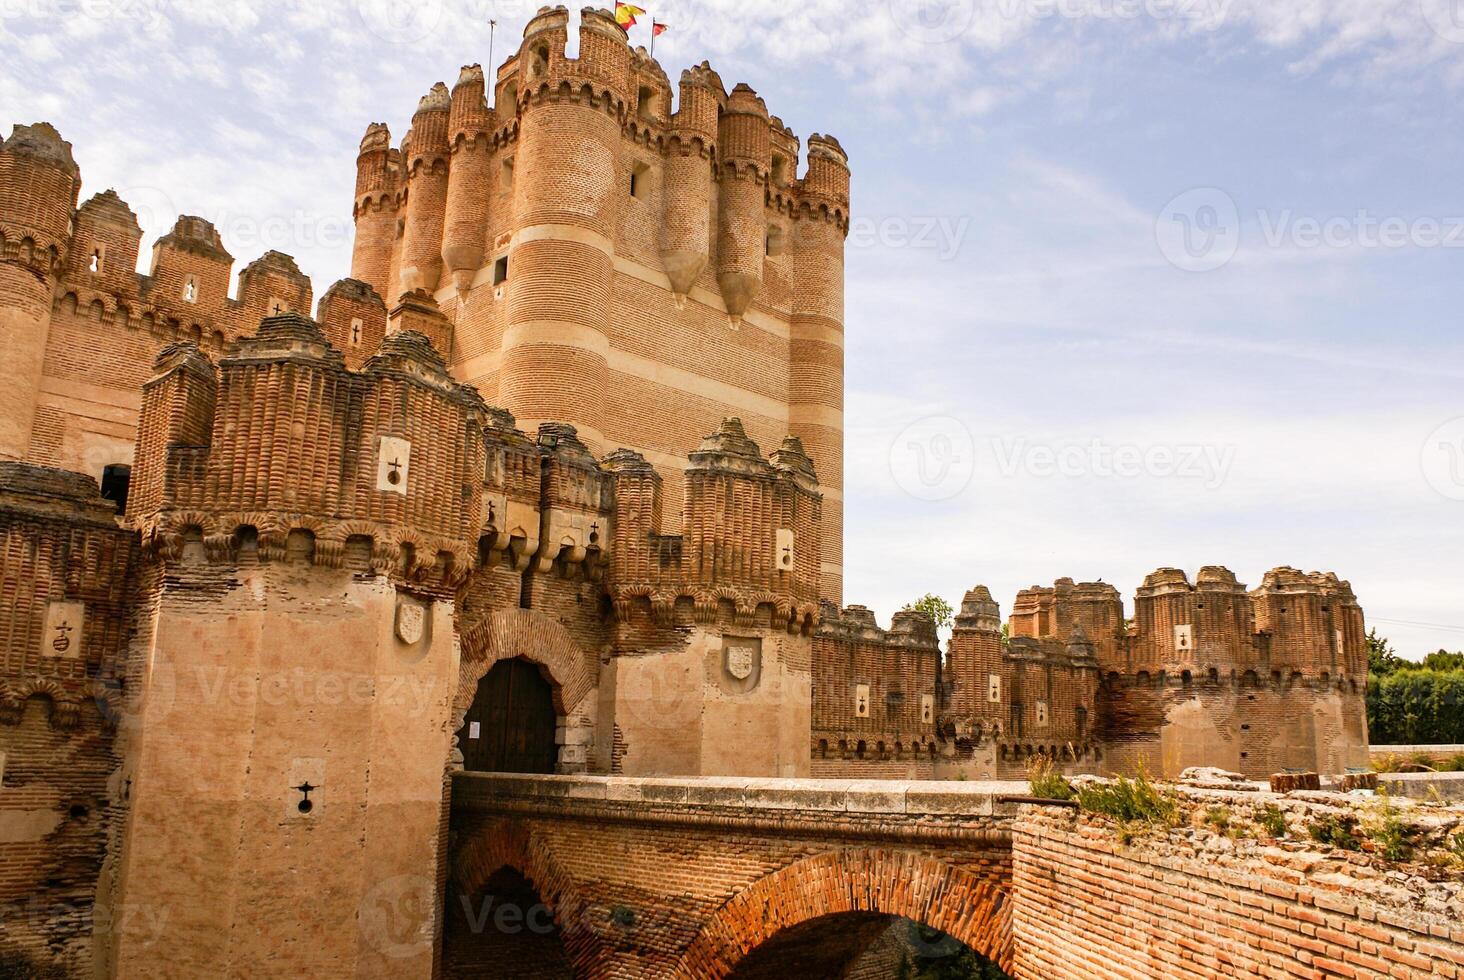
[0,7,1402,977]
[445,774,1464,979]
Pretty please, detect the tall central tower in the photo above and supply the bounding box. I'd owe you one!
[348,5,850,601]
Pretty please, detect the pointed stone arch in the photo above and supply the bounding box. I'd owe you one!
[452,607,598,771]
[675,848,1013,978]
[449,818,600,975]
[455,607,597,717]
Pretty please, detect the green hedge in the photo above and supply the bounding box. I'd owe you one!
[1367,669,1464,745]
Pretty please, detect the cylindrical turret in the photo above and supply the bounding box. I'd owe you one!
[442,65,492,296]
[351,122,399,302]
[0,123,80,461]
[398,83,451,301]
[1134,568,1194,669]
[715,84,770,322]
[498,10,626,451]
[660,64,720,299]
[788,133,849,602]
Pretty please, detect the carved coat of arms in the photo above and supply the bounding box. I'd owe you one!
[725,643,757,681]
[396,601,425,645]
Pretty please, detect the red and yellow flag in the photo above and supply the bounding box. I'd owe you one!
[614,3,646,30]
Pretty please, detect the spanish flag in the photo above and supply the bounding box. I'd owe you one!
[614,2,645,30]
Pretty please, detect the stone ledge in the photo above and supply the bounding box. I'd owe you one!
[452,772,1023,817]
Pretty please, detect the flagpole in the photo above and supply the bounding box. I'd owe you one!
[488,19,497,74]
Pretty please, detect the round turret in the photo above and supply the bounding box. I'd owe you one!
[398,84,451,300]
[716,84,772,322]
[442,65,493,296]
[351,123,399,301]
[0,123,80,460]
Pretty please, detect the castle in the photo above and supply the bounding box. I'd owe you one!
[0,7,1370,976]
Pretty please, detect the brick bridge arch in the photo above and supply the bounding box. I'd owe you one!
[450,818,606,975]
[675,848,1014,978]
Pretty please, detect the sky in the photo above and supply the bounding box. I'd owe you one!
[3,0,1463,659]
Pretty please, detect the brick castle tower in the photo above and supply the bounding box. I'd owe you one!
[350,6,850,603]
[0,9,1373,977]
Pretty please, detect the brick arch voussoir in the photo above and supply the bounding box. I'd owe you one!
[452,818,608,975]
[455,607,596,718]
[674,848,1014,979]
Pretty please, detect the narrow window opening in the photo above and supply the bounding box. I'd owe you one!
[100,464,131,512]
[89,248,103,274]
[630,161,650,201]
[182,277,197,303]
[501,157,515,191]
[492,255,509,285]
[766,225,785,257]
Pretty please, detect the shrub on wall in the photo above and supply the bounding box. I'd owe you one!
[1366,668,1464,745]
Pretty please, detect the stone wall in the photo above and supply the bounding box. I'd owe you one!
[1011,797,1464,979]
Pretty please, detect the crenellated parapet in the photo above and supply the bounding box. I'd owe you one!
[127,312,489,594]
[0,463,134,730]
[1004,566,1368,691]
[604,418,821,630]
[812,604,943,763]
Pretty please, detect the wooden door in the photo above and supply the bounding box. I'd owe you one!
[458,658,558,774]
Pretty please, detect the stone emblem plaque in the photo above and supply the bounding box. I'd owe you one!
[43,601,85,659]
[719,636,762,693]
[396,600,425,645]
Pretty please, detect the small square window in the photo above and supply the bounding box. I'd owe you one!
[492,256,509,286]
[630,162,650,201]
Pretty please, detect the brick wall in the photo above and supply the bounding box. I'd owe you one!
[1011,803,1464,979]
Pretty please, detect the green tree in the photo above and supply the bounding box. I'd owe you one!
[1368,630,1404,677]
[903,594,954,633]
[1422,650,1464,672]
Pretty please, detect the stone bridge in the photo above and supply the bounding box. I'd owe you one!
[442,774,1464,979]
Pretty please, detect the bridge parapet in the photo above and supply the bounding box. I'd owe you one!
[452,772,1022,844]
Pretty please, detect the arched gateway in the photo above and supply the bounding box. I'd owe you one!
[453,607,598,773]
